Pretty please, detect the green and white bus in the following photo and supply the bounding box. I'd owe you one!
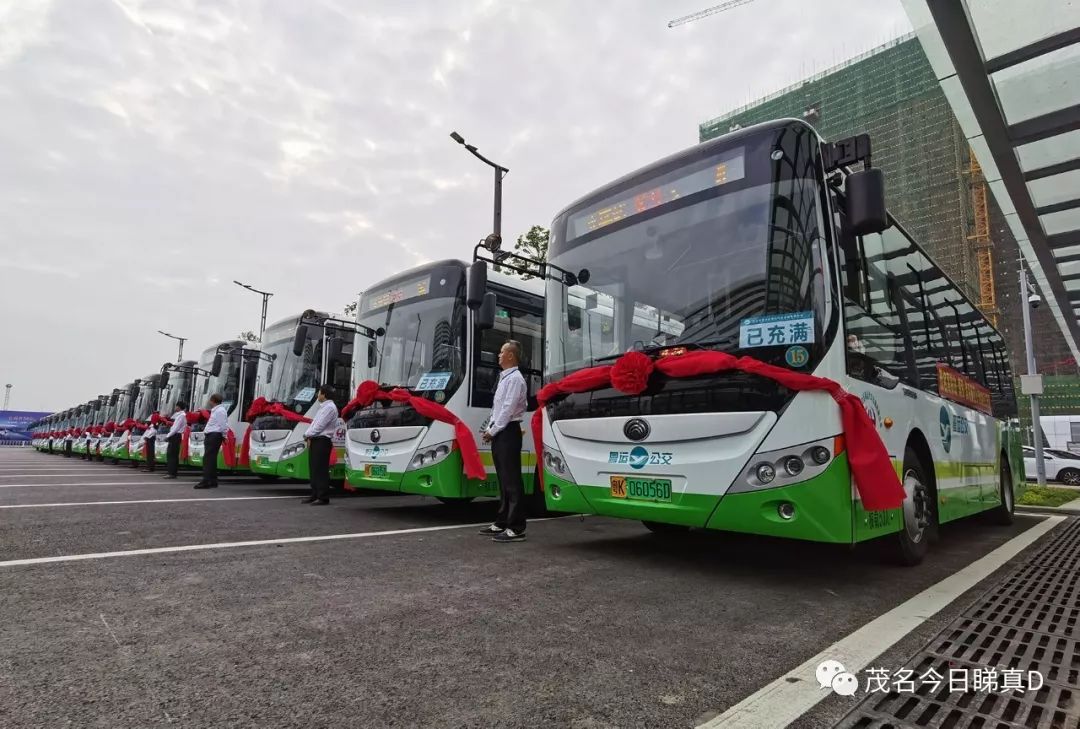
[531,118,1021,564]
[187,340,261,472]
[153,359,200,465]
[342,259,545,504]
[247,311,355,481]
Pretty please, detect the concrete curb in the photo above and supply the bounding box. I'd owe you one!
[1016,504,1080,516]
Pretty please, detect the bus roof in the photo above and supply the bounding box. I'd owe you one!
[200,339,245,357]
[488,266,545,297]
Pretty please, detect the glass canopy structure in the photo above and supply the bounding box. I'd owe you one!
[902,0,1080,363]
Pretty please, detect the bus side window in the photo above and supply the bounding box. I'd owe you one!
[841,229,905,388]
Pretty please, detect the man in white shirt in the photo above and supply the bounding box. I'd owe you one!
[137,420,157,473]
[196,393,228,490]
[480,340,529,542]
[302,385,339,505]
[164,401,187,479]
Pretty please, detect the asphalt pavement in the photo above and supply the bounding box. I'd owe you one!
[0,449,1060,728]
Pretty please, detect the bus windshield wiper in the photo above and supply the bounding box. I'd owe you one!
[591,338,734,364]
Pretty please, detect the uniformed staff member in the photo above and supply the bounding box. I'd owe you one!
[163,401,187,479]
[479,340,528,543]
[302,385,338,505]
[196,394,227,489]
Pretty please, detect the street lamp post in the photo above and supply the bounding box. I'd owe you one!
[234,280,273,343]
[157,330,187,361]
[3,384,11,411]
[450,131,509,249]
[1019,263,1047,487]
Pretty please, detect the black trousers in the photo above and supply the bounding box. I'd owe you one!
[143,437,156,471]
[308,436,332,501]
[64,440,72,458]
[83,441,92,460]
[202,432,223,486]
[166,434,182,476]
[492,426,526,533]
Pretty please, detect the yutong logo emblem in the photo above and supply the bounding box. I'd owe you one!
[623,418,650,441]
[370,429,381,443]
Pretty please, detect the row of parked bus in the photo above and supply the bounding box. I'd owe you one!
[29,119,1024,564]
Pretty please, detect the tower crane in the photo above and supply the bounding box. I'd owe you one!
[668,0,758,28]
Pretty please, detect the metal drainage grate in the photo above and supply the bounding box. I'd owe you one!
[836,519,1080,729]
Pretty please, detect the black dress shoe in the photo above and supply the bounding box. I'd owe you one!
[310,499,330,505]
[194,483,216,489]
[301,496,318,504]
[162,475,177,479]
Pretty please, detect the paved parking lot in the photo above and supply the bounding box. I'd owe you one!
[0,449,1066,728]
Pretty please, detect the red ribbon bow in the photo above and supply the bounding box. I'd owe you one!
[340,381,486,481]
[532,350,905,512]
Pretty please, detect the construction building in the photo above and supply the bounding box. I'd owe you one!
[699,34,1078,396]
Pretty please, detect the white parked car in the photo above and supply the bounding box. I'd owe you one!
[1023,447,1080,485]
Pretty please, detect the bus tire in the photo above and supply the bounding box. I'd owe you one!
[986,453,1015,525]
[1058,468,1080,486]
[436,496,475,505]
[888,445,934,566]
[642,521,690,535]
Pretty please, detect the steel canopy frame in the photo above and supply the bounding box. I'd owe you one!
[923,0,1080,358]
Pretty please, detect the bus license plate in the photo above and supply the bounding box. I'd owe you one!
[365,464,387,478]
[610,475,672,503]
[256,456,268,466]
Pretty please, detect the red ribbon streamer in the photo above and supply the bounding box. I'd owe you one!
[240,398,314,467]
[340,381,486,481]
[223,428,237,468]
[532,350,905,512]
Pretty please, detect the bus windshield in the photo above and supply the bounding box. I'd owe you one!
[196,348,243,415]
[159,368,195,415]
[132,385,157,422]
[546,123,827,379]
[260,320,324,411]
[356,266,466,400]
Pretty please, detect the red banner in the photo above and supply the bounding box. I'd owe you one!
[533,349,905,512]
[936,363,992,415]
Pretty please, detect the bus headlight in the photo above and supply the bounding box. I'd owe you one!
[407,441,454,471]
[733,435,842,494]
[282,443,306,460]
[783,456,804,477]
[543,447,575,484]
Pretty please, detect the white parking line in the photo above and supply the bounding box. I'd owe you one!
[0,481,188,489]
[0,473,132,478]
[0,520,510,568]
[0,496,299,509]
[697,515,1066,729]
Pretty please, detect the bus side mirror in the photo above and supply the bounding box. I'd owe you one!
[467,261,488,310]
[159,371,169,390]
[476,292,497,331]
[846,168,887,236]
[211,354,223,377]
[292,325,308,357]
[367,341,378,369]
[328,336,344,361]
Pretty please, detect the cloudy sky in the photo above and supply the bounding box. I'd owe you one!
[0,0,911,412]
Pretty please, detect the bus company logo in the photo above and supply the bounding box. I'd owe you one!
[608,446,673,469]
[939,406,952,453]
[861,392,881,428]
[364,445,383,459]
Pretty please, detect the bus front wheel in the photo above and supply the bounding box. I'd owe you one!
[888,446,934,566]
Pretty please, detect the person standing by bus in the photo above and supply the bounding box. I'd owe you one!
[163,401,187,479]
[302,385,338,505]
[196,394,227,489]
[480,340,528,543]
[139,422,157,473]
